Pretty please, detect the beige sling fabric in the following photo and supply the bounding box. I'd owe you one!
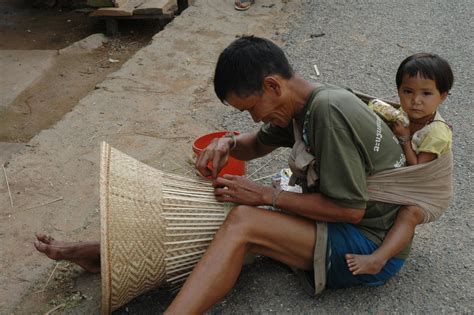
[288,121,327,295]
[288,133,318,187]
[286,120,453,295]
[367,151,454,223]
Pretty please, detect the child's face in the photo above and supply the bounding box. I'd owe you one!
[398,74,448,122]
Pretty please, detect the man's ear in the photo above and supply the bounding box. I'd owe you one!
[263,76,282,96]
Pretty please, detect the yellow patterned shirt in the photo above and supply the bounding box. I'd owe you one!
[411,111,452,157]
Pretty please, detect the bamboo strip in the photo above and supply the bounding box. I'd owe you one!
[248,147,289,178]
[163,188,214,194]
[166,264,196,275]
[167,222,222,227]
[162,174,209,184]
[166,257,201,268]
[162,188,214,196]
[165,217,224,221]
[167,231,215,237]
[166,243,209,253]
[165,250,206,261]
[170,277,187,285]
[163,210,224,214]
[163,193,216,199]
[167,271,192,282]
[166,256,202,267]
[163,191,216,201]
[164,183,214,191]
[162,196,221,203]
[163,194,216,200]
[166,226,219,231]
[163,204,224,210]
[164,237,213,245]
[2,164,13,208]
[163,212,225,217]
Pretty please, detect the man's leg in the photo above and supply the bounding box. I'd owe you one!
[34,234,101,273]
[166,205,317,315]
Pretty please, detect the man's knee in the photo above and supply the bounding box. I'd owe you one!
[220,205,256,239]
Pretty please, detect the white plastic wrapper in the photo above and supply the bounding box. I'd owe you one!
[368,99,409,127]
[272,168,302,193]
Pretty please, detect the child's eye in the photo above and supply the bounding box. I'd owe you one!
[403,89,412,94]
[423,92,433,96]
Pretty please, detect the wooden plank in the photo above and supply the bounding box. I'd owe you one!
[90,0,144,16]
[87,0,114,7]
[113,0,128,7]
[133,0,175,15]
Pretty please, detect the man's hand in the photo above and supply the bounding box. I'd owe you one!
[213,175,274,206]
[195,136,234,178]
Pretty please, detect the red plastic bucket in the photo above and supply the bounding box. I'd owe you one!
[193,131,246,177]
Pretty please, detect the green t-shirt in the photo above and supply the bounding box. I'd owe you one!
[257,85,411,258]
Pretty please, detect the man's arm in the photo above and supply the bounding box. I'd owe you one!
[213,175,365,224]
[274,190,365,224]
[230,131,277,161]
[196,130,277,178]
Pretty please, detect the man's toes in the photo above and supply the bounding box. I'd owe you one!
[34,240,47,253]
[36,234,54,244]
[35,241,62,260]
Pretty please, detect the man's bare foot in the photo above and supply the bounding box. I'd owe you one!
[34,233,101,273]
[345,253,385,275]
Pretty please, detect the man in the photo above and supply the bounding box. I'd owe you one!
[36,36,409,314]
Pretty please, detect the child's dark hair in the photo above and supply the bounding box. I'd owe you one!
[396,53,454,94]
[214,36,294,103]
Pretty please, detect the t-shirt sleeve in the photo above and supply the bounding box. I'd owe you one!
[309,107,368,209]
[257,122,295,148]
[415,122,452,157]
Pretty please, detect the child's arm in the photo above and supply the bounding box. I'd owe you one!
[392,121,437,165]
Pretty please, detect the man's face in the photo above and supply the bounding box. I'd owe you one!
[225,88,291,128]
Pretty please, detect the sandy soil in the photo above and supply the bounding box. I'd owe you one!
[0,0,160,142]
[0,0,163,313]
[4,0,471,314]
[1,0,298,313]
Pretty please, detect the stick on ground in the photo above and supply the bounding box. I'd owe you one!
[2,163,13,208]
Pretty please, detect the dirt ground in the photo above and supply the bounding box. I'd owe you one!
[3,0,472,314]
[1,0,298,313]
[1,1,173,313]
[0,0,159,142]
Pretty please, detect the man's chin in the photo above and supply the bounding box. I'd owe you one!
[274,120,291,128]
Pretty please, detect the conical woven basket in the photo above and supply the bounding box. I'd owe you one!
[100,142,230,314]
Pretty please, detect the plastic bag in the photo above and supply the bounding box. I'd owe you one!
[368,99,409,127]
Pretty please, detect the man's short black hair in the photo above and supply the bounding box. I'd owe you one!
[396,53,454,94]
[214,36,294,103]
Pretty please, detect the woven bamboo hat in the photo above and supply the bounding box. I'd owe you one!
[100,142,230,314]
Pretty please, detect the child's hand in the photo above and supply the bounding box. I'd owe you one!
[392,120,410,137]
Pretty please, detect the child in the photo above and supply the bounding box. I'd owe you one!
[346,53,454,275]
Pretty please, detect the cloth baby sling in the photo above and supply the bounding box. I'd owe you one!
[288,119,454,294]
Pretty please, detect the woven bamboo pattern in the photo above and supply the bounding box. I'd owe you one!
[100,142,230,314]
[161,173,230,287]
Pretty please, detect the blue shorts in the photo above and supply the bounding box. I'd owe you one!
[326,223,405,289]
